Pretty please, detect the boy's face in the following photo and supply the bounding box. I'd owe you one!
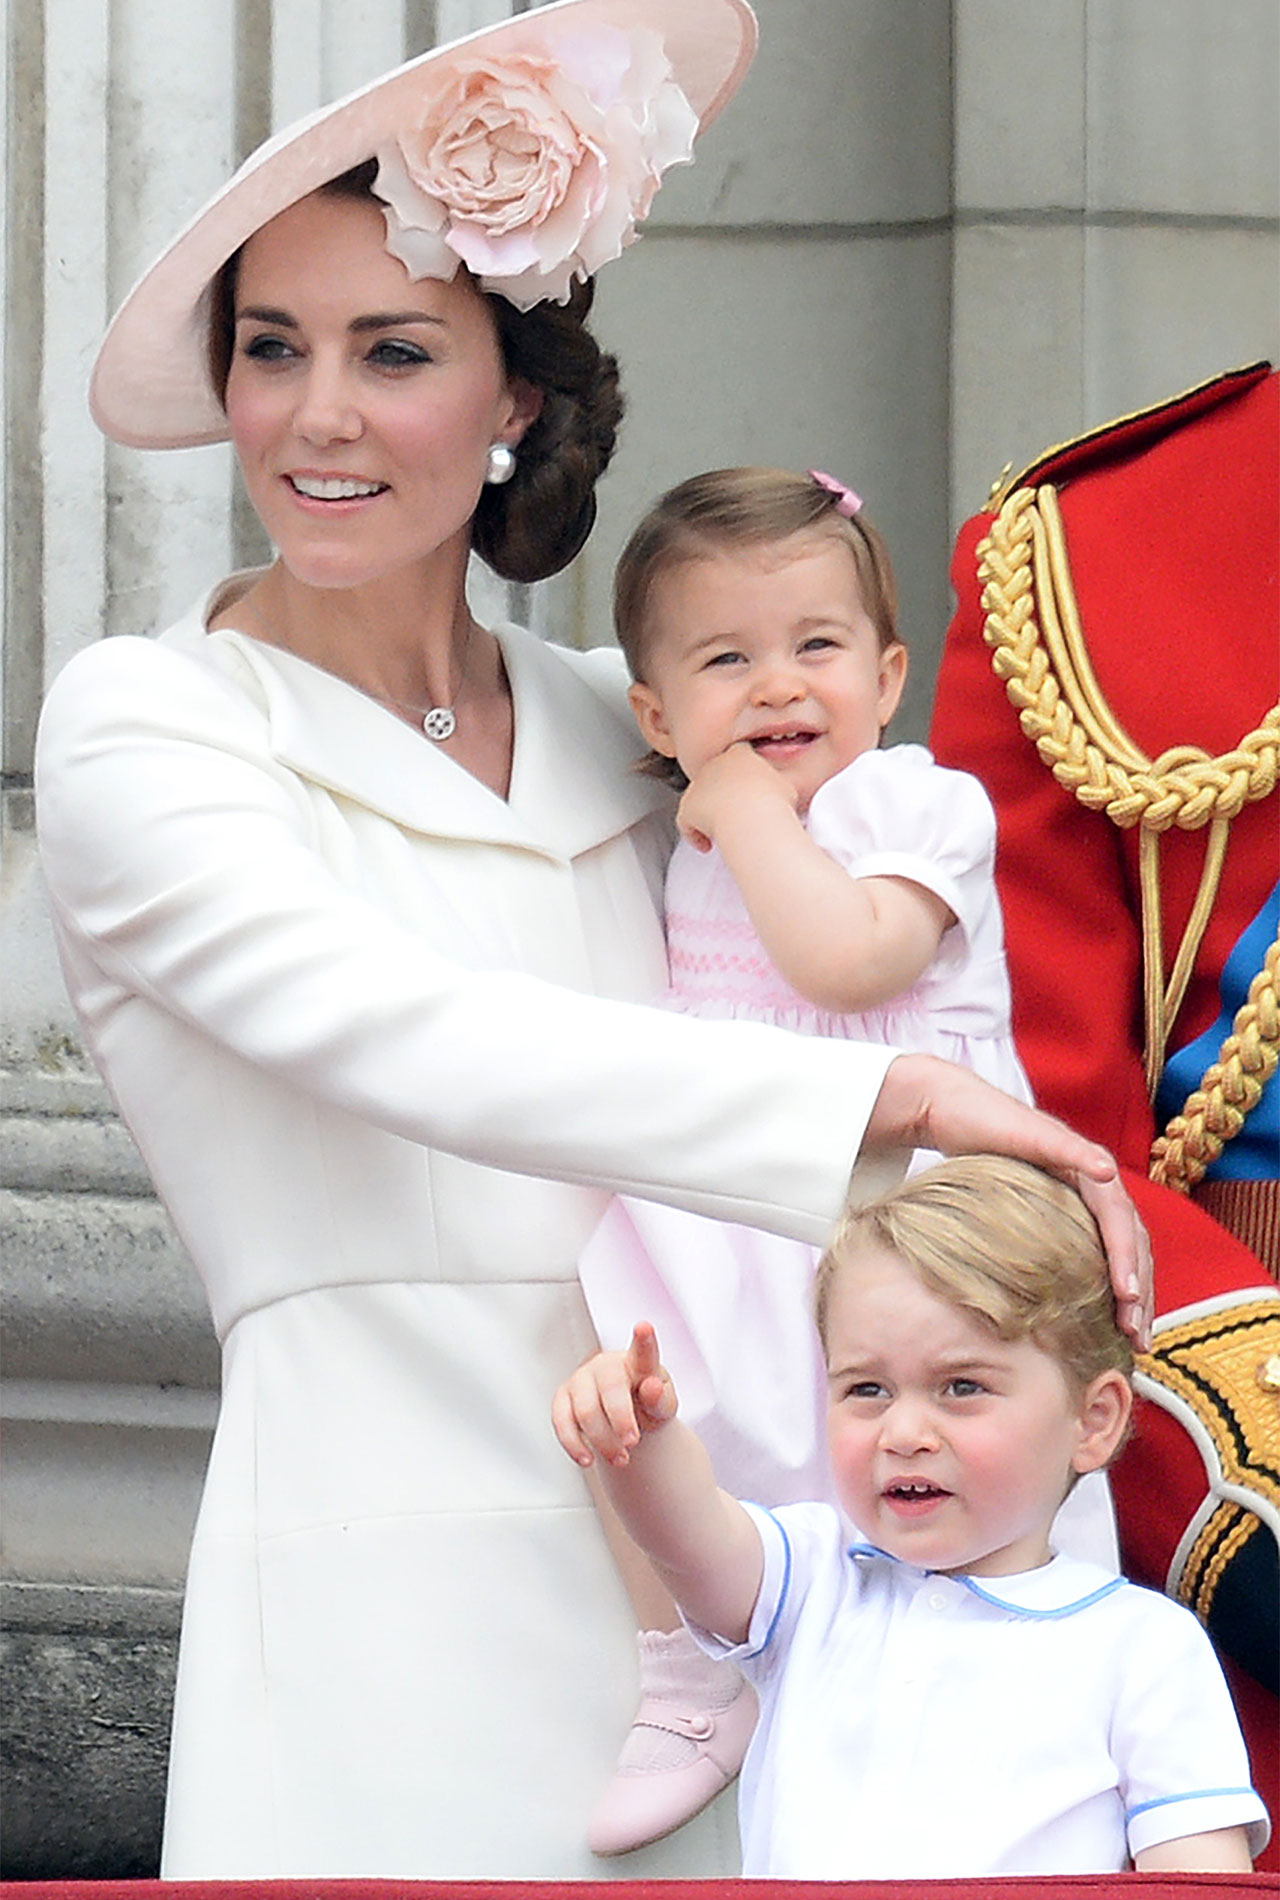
[823,1243,1122,1577]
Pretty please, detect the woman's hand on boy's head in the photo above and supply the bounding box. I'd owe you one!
[872,1054,1155,1351]
[1072,1166,1154,1352]
[551,1322,677,1469]
[678,742,799,852]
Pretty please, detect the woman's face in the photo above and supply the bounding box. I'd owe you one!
[223,190,539,592]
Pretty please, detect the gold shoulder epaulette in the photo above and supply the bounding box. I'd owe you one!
[987,361,1272,512]
[1135,1291,1280,1621]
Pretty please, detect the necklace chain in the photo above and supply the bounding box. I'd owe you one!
[369,621,476,741]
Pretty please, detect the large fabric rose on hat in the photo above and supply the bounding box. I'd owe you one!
[373,24,698,309]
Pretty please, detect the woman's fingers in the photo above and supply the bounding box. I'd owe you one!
[1075,1168,1154,1351]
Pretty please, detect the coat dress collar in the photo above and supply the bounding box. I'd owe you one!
[173,575,671,862]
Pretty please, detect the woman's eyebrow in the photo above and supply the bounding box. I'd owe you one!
[235,305,298,327]
[233,307,450,333]
[350,311,451,333]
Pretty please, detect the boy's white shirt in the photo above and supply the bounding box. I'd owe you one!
[691,1499,1268,1879]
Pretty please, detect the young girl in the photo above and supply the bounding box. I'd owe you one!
[576,465,1085,1854]
[558,1158,1268,1878]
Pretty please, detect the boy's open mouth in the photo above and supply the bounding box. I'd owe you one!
[883,1480,951,1513]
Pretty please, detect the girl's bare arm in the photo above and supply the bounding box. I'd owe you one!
[678,745,949,1014]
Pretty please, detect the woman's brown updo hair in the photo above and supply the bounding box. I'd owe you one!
[207,159,624,585]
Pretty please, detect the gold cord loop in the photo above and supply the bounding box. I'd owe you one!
[976,483,1279,1157]
[1150,933,1280,1192]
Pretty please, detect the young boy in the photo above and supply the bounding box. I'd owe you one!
[554,1156,1268,1877]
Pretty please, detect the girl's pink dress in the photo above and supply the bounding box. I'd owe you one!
[579,747,1035,1505]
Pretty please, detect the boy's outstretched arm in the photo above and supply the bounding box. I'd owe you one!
[553,1322,764,1645]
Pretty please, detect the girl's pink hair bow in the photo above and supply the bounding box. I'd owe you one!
[808,469,863,518]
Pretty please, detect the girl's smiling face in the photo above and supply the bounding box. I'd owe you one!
[823,1243,1125,1577]
[627,533,907,812]
[224,189,539,593]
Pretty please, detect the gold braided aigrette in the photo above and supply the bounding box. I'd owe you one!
[976,482,1280,1184]
[1150,937,1280,1193]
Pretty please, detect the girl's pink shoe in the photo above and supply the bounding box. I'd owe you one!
[587,1629,758,1856]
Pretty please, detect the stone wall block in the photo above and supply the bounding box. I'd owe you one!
[101,0,239,647]
[2,1404,212,1586]
[1,1189,218,1388]
[1084,0,1280,218]
[0,1594,177,1879]
[949,222,1087,526]
[954,0,1087,211]
[1,1114,156,1197]
[656,0,953,228]
[1081,226,1280,422]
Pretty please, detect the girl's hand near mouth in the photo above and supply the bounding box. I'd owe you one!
[676,739,801,852]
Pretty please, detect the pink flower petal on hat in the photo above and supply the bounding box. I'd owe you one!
[370,22,697,309]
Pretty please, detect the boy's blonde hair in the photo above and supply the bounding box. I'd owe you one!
[814,1156,1134,1396]
[613,467,901,788]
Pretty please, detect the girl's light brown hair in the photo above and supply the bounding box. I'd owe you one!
[814,1155,1134,1398]
[613,466,901,788]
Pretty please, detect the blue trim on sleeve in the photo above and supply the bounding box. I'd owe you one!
[758,1508,793,1652]
[960,1573,1126,1618]
[1128,1787,1261,1821]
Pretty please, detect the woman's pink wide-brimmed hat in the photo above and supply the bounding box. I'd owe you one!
[90,0,757,450]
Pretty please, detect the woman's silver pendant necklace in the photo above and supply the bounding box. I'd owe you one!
[417,620,474,742]
[357,621,476,740]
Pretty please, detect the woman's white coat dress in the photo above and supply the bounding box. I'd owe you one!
[34,579,899,1879]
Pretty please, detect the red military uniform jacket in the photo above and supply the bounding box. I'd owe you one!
[932,363,1278,1860]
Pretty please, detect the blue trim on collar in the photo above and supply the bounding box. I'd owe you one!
[960,1572,1126,1619]
[846,1543,1127,1618]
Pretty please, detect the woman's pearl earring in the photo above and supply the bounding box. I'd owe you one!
[485,442,517,486]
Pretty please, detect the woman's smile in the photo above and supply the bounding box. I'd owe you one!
[285,471,390,503]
